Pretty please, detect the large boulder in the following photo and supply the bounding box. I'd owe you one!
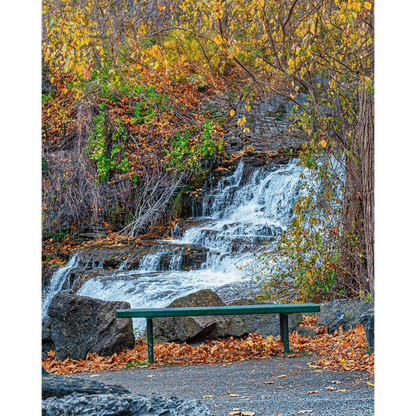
[316,299,374,334]
[42,317,55,359]
[361,310,374,354]
[228,298,302,337]
[47,293,135,361]
[42,393,212,416]
[153,289,247,343]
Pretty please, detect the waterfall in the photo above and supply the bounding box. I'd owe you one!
[42,159,344,331]
[42,254,79,319]
[44,158,306,333]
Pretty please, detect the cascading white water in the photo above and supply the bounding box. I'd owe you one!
[42,254,79,319]
[44,158,306,333]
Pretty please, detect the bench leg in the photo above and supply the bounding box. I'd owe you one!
[146,318,154,364]
[279,313,289,354]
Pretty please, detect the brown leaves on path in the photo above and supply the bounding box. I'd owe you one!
[43,319,373,377]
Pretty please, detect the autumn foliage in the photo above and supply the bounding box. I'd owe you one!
[43,320,373,378]
[42,0,374,302]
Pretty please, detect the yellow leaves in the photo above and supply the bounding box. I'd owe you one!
[230,109,236,117]
[237,116,247,127]
[202,395,214,398]
[244,104,251,113]
[319,140,327,148]
[153,60,160,71]
[363,2,372,10]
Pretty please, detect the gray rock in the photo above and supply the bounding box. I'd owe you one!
[48,293,135,361]
[295,326,316,338]
[316,299,374,334]
[42,319,55,359]
[42,393,212,416]
[228,298,302,337]
[361,310,374,354]
[153,289,247,343]
[42,368,131,400]
[42,366,211,415]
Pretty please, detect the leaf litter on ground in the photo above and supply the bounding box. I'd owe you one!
[42,317,373,378]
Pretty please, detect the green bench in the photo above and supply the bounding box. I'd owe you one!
[116,303,320,363]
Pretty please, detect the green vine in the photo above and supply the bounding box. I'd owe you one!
[163,120,223,172]
[86,112,130,182]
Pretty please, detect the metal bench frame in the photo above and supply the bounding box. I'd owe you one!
[116,303,320,363]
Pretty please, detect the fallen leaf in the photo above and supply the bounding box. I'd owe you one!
[89,374,101,378]
[326,387,337,391]
[366,382,374,386]
[241,412,255,416]
[147,375,155,378]
[277,375,287,378]
[308,390,318,394]
[336,389,348,392]
[202,395,214,398]
[229,393,240,397]
[264,381,275,384]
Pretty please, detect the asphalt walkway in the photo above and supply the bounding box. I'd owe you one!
[69,354,374,415]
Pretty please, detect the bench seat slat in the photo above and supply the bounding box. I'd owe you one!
[116,303,320,318]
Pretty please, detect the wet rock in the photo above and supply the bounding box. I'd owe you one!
[172,221,183,238]
[316,299,374,334]
[42,393,211,416]
[47,293,135,361]
[153,289,247,343]
[228,298,302,337]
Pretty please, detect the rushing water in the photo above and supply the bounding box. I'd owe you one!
[43,158,305,333]
[42,254,80,319]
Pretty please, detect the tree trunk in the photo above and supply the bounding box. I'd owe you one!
[357,84,375,299]
[341,137,367,297]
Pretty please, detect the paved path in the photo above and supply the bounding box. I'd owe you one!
[70,354,374,415]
